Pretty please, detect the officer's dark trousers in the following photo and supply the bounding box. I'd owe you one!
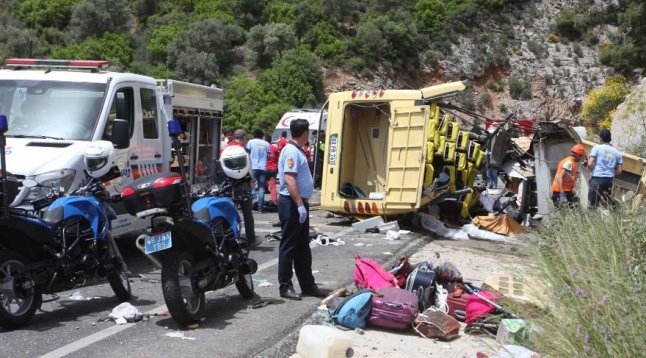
[278,195,315,293]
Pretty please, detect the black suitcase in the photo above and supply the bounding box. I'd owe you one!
[405,268,436,311]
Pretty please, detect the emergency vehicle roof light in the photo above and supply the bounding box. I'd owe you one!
[4,58,109,70]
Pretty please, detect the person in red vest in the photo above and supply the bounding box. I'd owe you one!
[265,135,279,205]
[277,131,288,152]
[551,144,586,204]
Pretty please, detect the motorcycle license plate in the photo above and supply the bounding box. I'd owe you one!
[145,232,172,254]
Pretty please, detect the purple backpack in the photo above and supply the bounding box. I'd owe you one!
[354,256,398,290]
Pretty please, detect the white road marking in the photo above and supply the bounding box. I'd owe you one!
[39,227,353,358]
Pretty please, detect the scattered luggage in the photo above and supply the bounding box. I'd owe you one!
[413,308,461,341]
[405,268,436,311]
[330,289,373,329]
[390,257,415,288]
[466,290,499,324]
[368,287,418,330]
[446,284,471,321]
[354,256,398,290]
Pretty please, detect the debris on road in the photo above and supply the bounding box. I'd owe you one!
[108,302,143,325]
[249,297,285,309]
[351,216,384,232]
[419,213,469,240]
[164,331,197,341]
[295,325,353,358]
[472,215,527,237]
[65,291,100,301]
[384,229,410,240]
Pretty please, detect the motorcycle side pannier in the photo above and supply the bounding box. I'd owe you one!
[121,173,183,215]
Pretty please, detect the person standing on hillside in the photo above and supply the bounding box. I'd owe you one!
[277,119,328,300]
[247,129,270,213]
[588,129,623,207]
[551,144,586,205]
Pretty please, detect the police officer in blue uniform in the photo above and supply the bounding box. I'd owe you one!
[277,119,329,300]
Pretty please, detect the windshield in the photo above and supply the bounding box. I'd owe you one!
[0,80,107,141]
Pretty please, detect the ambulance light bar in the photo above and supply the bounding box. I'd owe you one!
[4,58,109,69]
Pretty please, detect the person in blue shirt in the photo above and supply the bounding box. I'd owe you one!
[588,129,623,207]
[247,128,270,213]
[277,119,328,300]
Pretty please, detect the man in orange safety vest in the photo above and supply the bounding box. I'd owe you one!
[551,144,586,204]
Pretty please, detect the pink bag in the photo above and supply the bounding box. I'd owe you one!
[354,256,398,290]
[465,290,499,324]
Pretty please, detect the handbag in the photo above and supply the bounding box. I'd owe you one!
[413,308,460,341]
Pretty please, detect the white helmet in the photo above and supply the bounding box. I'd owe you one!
[84,140,116,179]
[220,145,249,180]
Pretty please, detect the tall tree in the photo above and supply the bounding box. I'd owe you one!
[70,0,131,41]
[167,19,245,85]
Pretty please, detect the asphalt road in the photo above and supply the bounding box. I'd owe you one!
[0,208,424,358]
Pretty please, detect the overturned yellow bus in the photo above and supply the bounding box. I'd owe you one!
[320,82,486,217]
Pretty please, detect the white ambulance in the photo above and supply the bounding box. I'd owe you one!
[0,58,223,236]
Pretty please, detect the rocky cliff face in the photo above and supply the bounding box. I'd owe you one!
[324,0,622,125]
[611,78,646,154]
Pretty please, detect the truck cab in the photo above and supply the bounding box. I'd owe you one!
[0,59,222,236]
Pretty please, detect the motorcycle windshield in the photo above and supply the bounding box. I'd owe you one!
[0,80,107,141]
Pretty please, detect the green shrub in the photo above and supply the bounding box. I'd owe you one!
[527,39,547,59]
[529,209,646,356]
[476,91,493,110]
[509,77,532,100]
[599,42,646,73]
[573,43,583,58]
[499,103,508,114]
[53,32,134,69]
[554,8,584,40]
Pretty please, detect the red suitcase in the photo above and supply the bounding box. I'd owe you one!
[368,287,419,330]
[447,291,470,321]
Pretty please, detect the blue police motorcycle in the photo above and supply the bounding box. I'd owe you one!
[0,117,132,328]
[119,120,257,327]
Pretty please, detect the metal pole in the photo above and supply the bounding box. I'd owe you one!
[0,123,8,220]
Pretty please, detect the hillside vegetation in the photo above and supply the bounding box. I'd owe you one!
[0,0,644,132]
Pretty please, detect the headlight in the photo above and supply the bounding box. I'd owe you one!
[27,169,76,200]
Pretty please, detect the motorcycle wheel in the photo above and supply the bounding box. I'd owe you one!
[235,273,255,299]
[239,198,256,243]
[106,233,132,301]
[107,270,132,301]
[161,251,205,327]
[0,251,41,329]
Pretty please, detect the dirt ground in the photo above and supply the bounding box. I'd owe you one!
[347,238,531,358]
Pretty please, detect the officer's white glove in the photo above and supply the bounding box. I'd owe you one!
[298,205,308,224]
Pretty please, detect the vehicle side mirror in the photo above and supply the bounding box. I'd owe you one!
[112,119,130,149]
[22,179,38,188]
